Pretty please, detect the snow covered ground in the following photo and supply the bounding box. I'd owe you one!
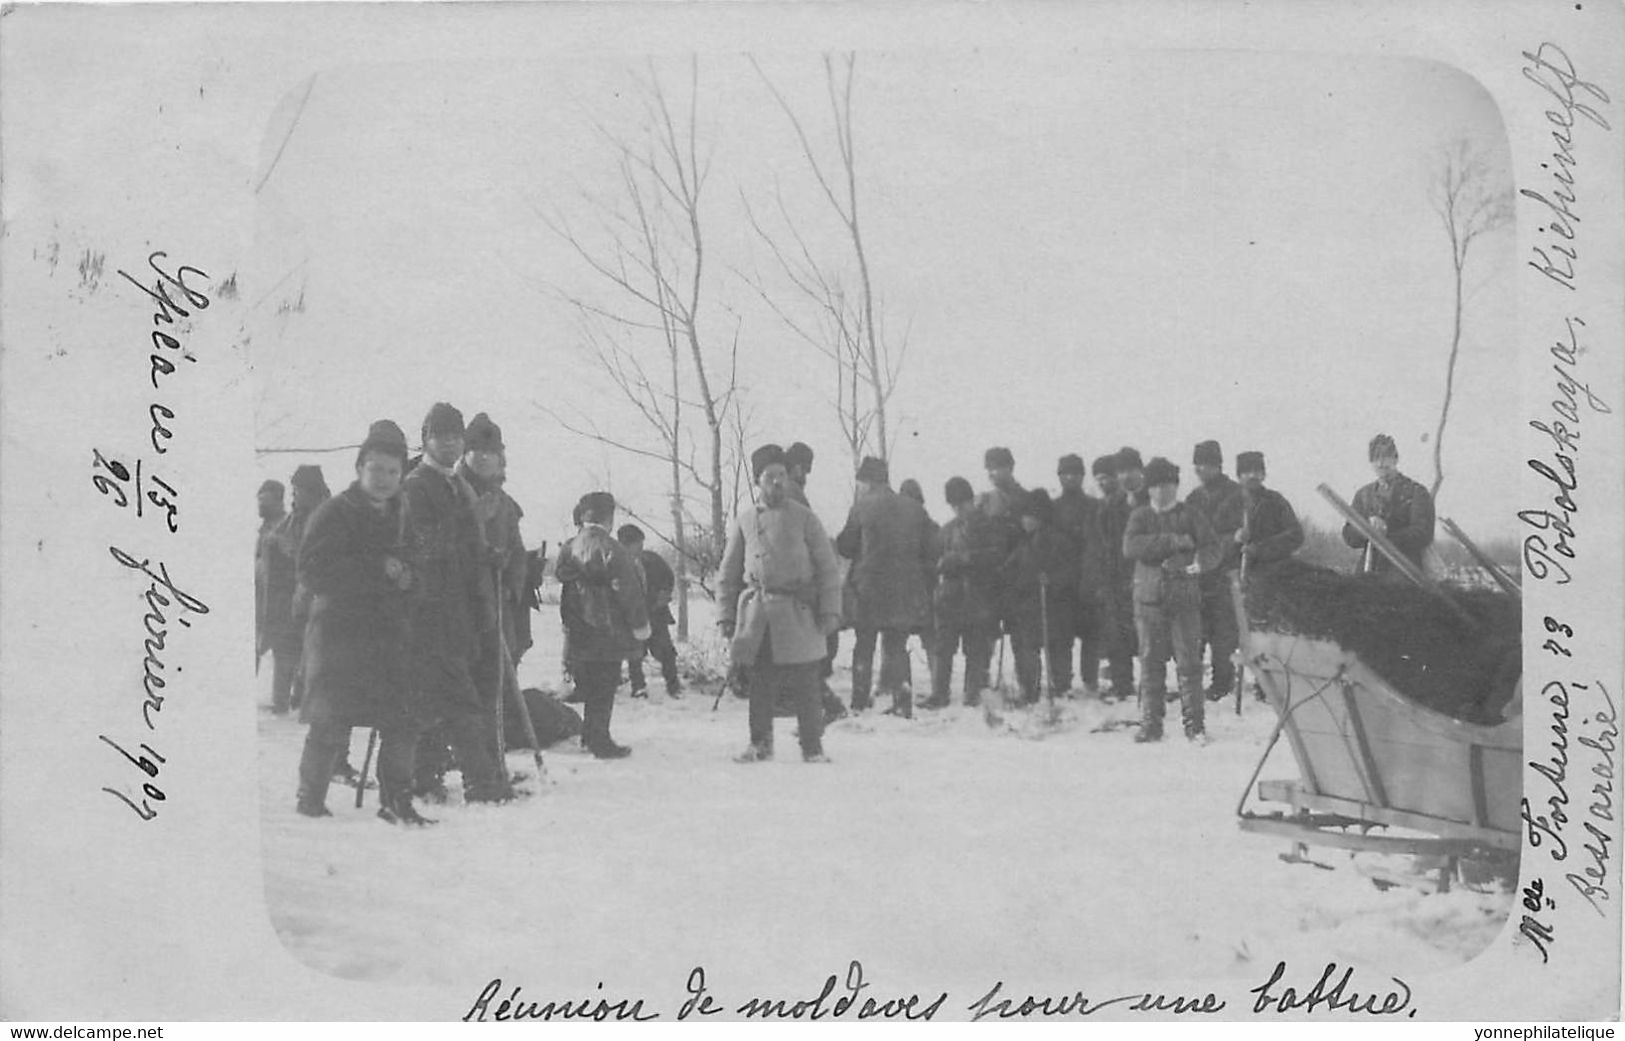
[255,602,1513,1004]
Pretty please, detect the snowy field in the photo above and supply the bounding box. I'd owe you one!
[256,601,1513,1000]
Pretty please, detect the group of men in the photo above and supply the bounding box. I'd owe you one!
[258,401,1436,822]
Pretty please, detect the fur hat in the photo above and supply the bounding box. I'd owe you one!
[1057,453,1086,477]
[1143,456,1180,488]
[578,490,616,524]
[358,419,409,464]
[422,401,465,441]
[465,412,504,453]
[856,455,890,485]
[944,476,975,506]
[750,443,787,481]
[1091,454,1118,478]
[785,442,814,474]
[1116,446,1144,472]
[258,479,284,498]
[1193,440,1223,466]
[984,446,1015,470]
[1020,487,1054,521]
[290,465,327,494]
[1368,433,1398,460]
[899,478,925,504]
[1236,451,1266,475]
[616,524,645,544]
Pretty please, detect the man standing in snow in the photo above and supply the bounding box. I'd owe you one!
[718,445,843,762]
[836,455,935,717]
[618,524,682,700]
[295,420,428,824]
[1341,433,1435,575]
[926,476,1002,709]
[1095,451,1139,701]
[1009,489,1078,705]
[556,491,650,758]
[256,479,294,711]
[1052,453,1105,696]
[1123,457,1221,743]
[1234,451,1304,572]
[1185,440,1245,702]
[402,402,516,804]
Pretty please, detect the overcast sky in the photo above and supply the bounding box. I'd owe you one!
[248,47,1517,552]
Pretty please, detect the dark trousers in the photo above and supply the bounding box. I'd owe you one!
[299,723,414,810]
[572,659,623,752]
[629,619,680,691]
[748,657,824,755]
[1072,597,1104,691]
[1104,586,1138,695]
[412,706,508,800]
[851,626,912,711]
[1135,598,1204,735]
[932,622,994,703]
[1198,571,1239,695]
[270,633,303,713]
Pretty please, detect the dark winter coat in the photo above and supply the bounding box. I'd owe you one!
[1185,474,1245,572]
[401,461,492,712]
[1098,491,1136,593]
[296,485,416,728]
[459,462,530,659]
[1052,487,1106,599]
[255,513,296,651]
[1123,501,1222,612]
[1341,472,1435,573]
[1009,524,1079,634]
[934,511,1003,629]
[836,485,935,630]
[556,524,651,664]
[634,549,676,627]
[1239,485,1305,569]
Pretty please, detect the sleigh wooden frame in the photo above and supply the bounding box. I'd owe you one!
[1235,630,1522,891]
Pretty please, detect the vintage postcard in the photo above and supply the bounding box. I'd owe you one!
[1,0,1620,1027]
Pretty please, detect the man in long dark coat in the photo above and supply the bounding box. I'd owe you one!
[255,479,293,710]
[1123,457,1222,743]
[836,455,934,717]
[926,477,1002,709]
[556,491,650,758]
[719,444,844,762]
[618,524,682,699]
[1052,453,1105,696]
[402,402,513,804]
[457,413,531,780]
[295,420,428,824]
[1185,440,1244,702]
[1234,451,1305,572]
[1095,451,1138,700]
[974,446,1027,662]
[1010,489,1078,704]
[1341,433,1436,575]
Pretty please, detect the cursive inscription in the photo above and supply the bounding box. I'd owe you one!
[1518,877,1557,963]
[1518,43,1611,292]
[1249,961,1415,1017]
[966,980,1224,1021]
[1566,681,1617,915]
[463,978,659,1022]
[1523,679,1576,861]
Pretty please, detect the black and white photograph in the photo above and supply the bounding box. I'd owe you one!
[2,0,1621,1028]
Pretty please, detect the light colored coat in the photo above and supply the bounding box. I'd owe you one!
[719,499,842,665]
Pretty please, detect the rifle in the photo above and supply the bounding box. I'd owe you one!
[355,729,378,809]
[1039,573,1056,721]
[1232,491,1252,716]
[496,563,547,782]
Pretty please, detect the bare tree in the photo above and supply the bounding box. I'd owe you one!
[744,52,907,469]
[1428,138,1513,499]
[539,57,742,637]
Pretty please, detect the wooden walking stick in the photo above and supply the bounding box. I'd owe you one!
[1039,573,1057,721]
[355,729,378,809]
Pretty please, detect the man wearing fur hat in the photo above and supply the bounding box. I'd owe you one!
[457,413,532,774]
[617,524,682,699]
[273,466,332,713]
[401,402,515,802]
[836,455,935,717]
[1234,452,1304,571]
[556,490,650,758]
[1053,453,1106,696]
[974,446,1028,672]
[1123,457,1222,742]
[1341,434,1435,575]
[295,420,430,824]
[1010,488,1079,705]
[719,445,843,761]
[926,477,1003,709]
[1095,448,1143,701]
[1185,440,1245,702]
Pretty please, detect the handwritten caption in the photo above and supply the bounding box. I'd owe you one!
[460,959,1417,1022]
[1514,42,1616,966]
[97,252,213,821]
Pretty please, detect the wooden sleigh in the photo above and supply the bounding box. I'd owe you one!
[1232,492,1524,893]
